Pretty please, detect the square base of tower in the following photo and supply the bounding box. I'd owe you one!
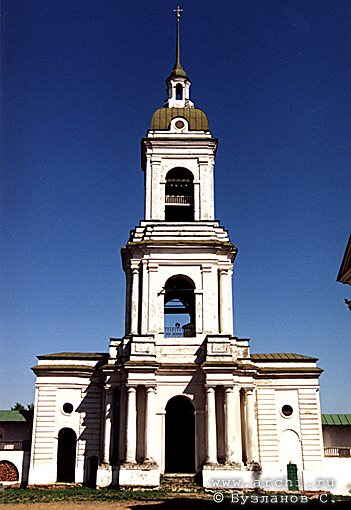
[96,463,113,487]
[119,463,160,487]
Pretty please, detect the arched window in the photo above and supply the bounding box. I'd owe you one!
[175,83,183,100]
[164,275,195,337]
[165,167,194,221]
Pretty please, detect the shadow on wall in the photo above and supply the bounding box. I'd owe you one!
[75,370,105,487]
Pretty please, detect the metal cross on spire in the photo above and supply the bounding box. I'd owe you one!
[174,5,183,21]
[172,5,186,77]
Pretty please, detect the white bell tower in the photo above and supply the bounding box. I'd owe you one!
[119,6,237,361]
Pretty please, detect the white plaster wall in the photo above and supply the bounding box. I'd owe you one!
[0,451,30,484]
[29,375,101,485]
[275,389,302,471]
[256,379,323,478]
[322,457,351,496]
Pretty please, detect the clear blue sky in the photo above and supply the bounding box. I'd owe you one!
[1,0,350,412]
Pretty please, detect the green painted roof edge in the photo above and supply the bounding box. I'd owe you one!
[251,353,318,362]
[0,410,33,422]
[37,352,108,360]
[322,414,351,425]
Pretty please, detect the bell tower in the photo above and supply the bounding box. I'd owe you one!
[28,6,325,492]
[120,8,237,353]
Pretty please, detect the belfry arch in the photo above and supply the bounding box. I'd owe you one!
[165,167,194,221]
[164,275,195,338]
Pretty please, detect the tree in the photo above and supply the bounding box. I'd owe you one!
[11,403,34,411]
[11,403,25,411]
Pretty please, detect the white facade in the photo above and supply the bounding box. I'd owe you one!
[28,13,350,496]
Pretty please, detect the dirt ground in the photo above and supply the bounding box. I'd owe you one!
[0,497,216,510]
[0,503,153,510]
[0,502,156,510]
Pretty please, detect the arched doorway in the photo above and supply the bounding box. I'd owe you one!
[165,396,195,473]
[57,428,76,482]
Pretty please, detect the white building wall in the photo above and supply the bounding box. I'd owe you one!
[256,388,279,472]
[29,374,102,485]
[298,388,324,471]
[0,451,30,485]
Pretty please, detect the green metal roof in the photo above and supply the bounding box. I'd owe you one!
[251,353,318,362]
[37,352,107,360]
[0,410,32,422]
[322,414,351,425]
[150,108,209,131]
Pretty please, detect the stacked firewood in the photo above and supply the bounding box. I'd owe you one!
[0,460,19,481]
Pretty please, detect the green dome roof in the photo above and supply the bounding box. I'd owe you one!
[150,108,209,131]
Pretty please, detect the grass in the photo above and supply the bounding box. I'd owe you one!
[0,486,170,504]
[1,486,350,506]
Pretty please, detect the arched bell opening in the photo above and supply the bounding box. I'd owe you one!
[175,83,183,100]
[165,167,194,221]
[164,275,195,338]
[165,396,195,473]
[57,427,76,483]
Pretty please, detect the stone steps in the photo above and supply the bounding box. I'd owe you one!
[160,473,203,493]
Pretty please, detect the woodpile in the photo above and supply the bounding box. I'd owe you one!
[0,460,19,481]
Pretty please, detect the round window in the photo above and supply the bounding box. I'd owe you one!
[175,120,185,129]
[62,402,74,415]
[281,404,293,417]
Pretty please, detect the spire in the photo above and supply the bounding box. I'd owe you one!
[165,6,193,108]
[171,6,187,78]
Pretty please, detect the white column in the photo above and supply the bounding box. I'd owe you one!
[206,386,217,464]
[130,263,140,335]
[245,388,259,463]
[201,265,213,333]
[102,388,113,464]
[198,160,209,220]
[151,160,161,220]
[228,268,234,334]
[224,386,242,464]
[144,155,152,220]
[141,259,149,334]
[209,157,215,220]
[194,180,200,221]
[233,386,243,462]
[144,386,156,462]
[219,269,231,335]
[195,290,203,334]
[224,387,235,463]
[147,263,159,333]
[125,386,137,463]
[125,269,132,334]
